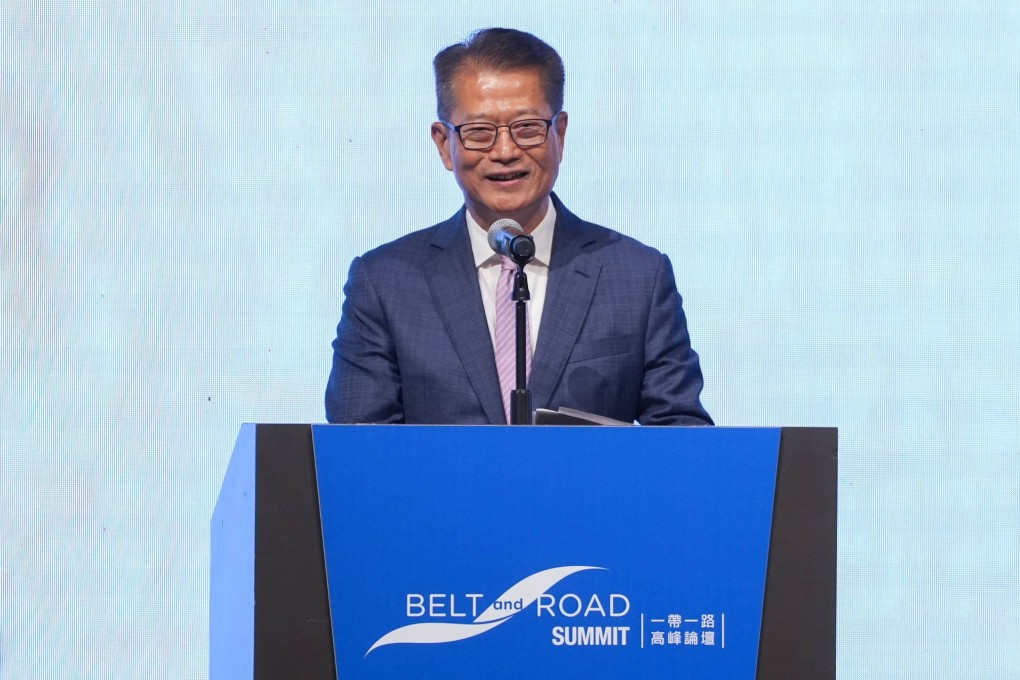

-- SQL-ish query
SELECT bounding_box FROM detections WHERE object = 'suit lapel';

[423,209,506,424]
[529,198,603,410]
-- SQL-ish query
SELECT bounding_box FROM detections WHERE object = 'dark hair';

[433,28,565,121]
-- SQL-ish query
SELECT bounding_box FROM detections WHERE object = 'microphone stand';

[510,263,532,425]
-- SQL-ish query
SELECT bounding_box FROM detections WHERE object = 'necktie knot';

[500,255,517,273]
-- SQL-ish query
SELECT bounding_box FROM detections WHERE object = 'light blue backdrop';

[1,2,1017,678]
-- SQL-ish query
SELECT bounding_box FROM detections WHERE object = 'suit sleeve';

[638,253,714,426]
[325,256,404,423]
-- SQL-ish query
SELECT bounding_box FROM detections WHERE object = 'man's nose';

[488,127,522,159]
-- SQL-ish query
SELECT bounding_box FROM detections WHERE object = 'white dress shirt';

[466,199,556,351]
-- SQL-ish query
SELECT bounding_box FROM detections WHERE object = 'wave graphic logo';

[366,565,605,656]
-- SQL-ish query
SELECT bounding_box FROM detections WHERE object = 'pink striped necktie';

[495,255,532,423]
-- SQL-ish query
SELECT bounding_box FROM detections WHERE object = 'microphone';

[487,219,535,265]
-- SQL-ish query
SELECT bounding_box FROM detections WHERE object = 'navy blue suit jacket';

[326,196,712,425]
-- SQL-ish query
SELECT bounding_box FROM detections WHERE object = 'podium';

[211,425,836,680]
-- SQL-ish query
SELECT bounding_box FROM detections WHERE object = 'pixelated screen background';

[1,2,1017,678]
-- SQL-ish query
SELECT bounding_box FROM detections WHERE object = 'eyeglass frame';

[440,112,562,151]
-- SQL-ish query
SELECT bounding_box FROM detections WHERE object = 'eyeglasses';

[442,114,560,151]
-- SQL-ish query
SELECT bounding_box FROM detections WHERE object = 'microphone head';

[487,218,525,253]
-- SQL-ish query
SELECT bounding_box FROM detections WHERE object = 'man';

[326,28,712,426]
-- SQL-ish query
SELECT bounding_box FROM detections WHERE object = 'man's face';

[431,67,568,233]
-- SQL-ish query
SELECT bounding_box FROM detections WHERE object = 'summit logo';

[366,565,632,655]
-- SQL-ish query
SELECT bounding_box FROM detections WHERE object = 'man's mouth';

[486,171,529,182]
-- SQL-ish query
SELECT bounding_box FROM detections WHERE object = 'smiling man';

[326,28,712,426]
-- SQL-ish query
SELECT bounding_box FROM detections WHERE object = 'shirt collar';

[467,198,556,269]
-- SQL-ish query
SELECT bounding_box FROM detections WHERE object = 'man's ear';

[554,111,568,149]
[431,122,454,171]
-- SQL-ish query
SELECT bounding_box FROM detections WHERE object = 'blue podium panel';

[210,424,256,680]
[311,425,782,680]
